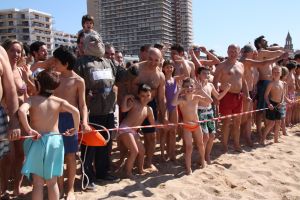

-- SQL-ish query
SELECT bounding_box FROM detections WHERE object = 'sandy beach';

[10,125,300,200]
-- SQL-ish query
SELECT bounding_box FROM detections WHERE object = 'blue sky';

[1,0,298,56]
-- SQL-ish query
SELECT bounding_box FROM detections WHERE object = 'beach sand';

[9,125,300,200]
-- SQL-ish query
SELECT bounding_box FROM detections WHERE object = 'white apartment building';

[87,0,193,55]
[0,8,53,54]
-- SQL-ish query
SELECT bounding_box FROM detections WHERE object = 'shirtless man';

[0,46,21,198]
[170,44,195,78]
[131,48,167,169]
[239,44,288,145]
[29,41,48,75]
[52,46,89,200]
[213,44,250,152]
[189,46,220,72]
[285,61,297,125]
[253,36,285,138]
[295,63,300,123]
[139,44,151,62]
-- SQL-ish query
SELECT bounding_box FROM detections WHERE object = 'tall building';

[284,31,294,53]
[87,0,193,56]
[0,8,53,54]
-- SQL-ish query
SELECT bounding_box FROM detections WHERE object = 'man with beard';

[240,44,288,146]
[29,41,48,75]
[253,36,286,138]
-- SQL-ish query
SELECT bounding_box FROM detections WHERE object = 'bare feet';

[246,137,254,147]
[66,191,76,200]
[223,145,228,153]
[234,146,243,153]
[205,157,212,165]
[186,168,192,175]
[0,192,10,200]
[259,138,265,146]
[160,154,168,162]
[144,163,158,172]
[200,161,206,169]
[13,188,26,197]
[137,169,147,175]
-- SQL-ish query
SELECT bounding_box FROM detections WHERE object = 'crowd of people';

[0,14,299,200]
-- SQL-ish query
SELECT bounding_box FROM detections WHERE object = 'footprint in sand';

[251,191,266,199]
[253,170,272,176]
[204,186,222,196]
[229,192,242,199]
[247,179,263,186]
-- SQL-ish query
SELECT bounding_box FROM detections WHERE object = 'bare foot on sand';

[144,164,158,172]
[66,191,76,200]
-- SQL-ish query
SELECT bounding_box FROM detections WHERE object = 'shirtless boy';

[118,84,155,178]
[260,66,285,145]
[52,46,89,200]
[18,69,80,200]
[197,67,231,164]
[172,78,213,174]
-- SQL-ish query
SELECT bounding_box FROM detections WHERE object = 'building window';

[8,28,15,33]
[47,38,50,42]
[35,15,39,19]
[23,35,29,40]
[8,14,12,18]
[0,22,3,26]
[23,28,29,33]
[8,21,14,26]
[22,21,29,26]
[21,14,25,19]
[45,17,49,22]
[36,36,40,40]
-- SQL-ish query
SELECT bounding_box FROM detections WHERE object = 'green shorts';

[198,106,216,134]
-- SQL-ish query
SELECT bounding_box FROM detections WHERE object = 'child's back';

[29,95,69,133]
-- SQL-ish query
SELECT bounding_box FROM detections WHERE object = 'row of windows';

[0,13,50,21]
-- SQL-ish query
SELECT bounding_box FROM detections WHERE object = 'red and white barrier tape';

[1,99,299,141]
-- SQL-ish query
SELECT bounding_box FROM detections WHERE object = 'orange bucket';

[78,124,109,146]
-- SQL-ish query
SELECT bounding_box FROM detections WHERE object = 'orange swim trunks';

[183,122,200,132]
[219,92,243,116]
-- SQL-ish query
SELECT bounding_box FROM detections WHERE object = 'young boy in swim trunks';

[172,78,213,174]
[52,46,90,199]
[118,84,155,178]
[196,67,231,164]
[18,69,80,200]
[260,66,285,145]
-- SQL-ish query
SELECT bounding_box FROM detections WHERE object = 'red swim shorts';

[219,92,243,116]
